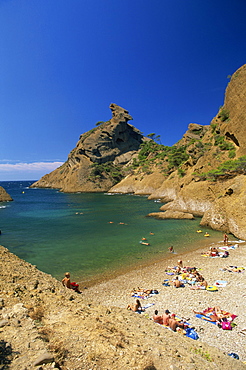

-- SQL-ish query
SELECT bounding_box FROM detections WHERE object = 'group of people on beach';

[166,260,208,289]
[152,309,189,332]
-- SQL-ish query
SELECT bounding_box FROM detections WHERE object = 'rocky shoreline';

[1,241,246,369]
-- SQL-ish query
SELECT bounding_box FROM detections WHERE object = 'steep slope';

[110,65,246,239]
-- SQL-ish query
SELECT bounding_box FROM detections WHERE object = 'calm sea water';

[0,181,226,285]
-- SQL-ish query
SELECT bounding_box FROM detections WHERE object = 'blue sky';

[1,0,246,181]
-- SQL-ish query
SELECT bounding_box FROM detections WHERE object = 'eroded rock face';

[0,186,13,202]
[79,103,141,164]
[31,104,144,192]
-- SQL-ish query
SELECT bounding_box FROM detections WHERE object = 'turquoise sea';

[0,181,228,285]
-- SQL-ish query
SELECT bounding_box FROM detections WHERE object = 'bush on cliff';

[194,155,246,181]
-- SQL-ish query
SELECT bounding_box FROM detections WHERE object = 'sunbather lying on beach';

[193,306,231,322]
[127,299,144,312]
[222,266,245,272]
[131,288,158,297]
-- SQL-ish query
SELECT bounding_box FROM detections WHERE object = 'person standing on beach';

[224,233,228,245]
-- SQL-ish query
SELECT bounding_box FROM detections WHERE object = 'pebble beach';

[82,239,246,363]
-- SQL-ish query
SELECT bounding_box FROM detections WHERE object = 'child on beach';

[62,272,80,293]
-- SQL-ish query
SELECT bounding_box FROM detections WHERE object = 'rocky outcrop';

[0,186,13,202]
[31,103,145,192]
[147,210,194,220]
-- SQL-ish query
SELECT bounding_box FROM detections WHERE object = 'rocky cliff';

[31,103,146,192]
[31,65,246,239]
[0,186,13,202]
[110,65,246,240]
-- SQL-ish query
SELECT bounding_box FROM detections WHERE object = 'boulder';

[147,211,194,220]
[0,186,13,202]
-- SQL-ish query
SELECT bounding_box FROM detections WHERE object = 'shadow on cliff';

[0,340,14,369]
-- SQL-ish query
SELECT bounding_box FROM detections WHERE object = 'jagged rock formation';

[0,186,13,202]
[31,103,146,192]
[31,65,246,239]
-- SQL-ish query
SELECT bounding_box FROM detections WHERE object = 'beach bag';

[222,321,232,330]
[228,352,239,359]
[185,328,199,340]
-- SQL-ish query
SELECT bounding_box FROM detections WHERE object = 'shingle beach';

[82,239,246,363]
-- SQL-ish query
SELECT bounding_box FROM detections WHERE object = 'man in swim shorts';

[162,309,171,326]
[152,310,163,324]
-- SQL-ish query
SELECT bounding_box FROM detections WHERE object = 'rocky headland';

[30,64,246,240]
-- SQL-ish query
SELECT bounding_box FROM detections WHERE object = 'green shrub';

[178,168,186,177]
[210,123,218,133]
[89,162,124,184]
[219,108,230,122]
[228,149,236,158]
[195,156,246,181]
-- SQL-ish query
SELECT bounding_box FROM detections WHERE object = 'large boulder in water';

[0,186,13,202]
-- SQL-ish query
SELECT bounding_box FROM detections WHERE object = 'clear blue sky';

[1,0,245,180]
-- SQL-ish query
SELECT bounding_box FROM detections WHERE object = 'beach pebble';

[33,352,54,366]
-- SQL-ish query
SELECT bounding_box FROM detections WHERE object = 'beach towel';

[132,290,159,299]
[195,313,217,324]
[142,303,155,310]
[135,302,155,314]
[185,327,199,340]
[162,282,170,287]
[221,266,245,273]
[214,280,228,287]
[219,244,238,250]
[131,294,148,299]
[195,308,237,326]
[201,254,219,258]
